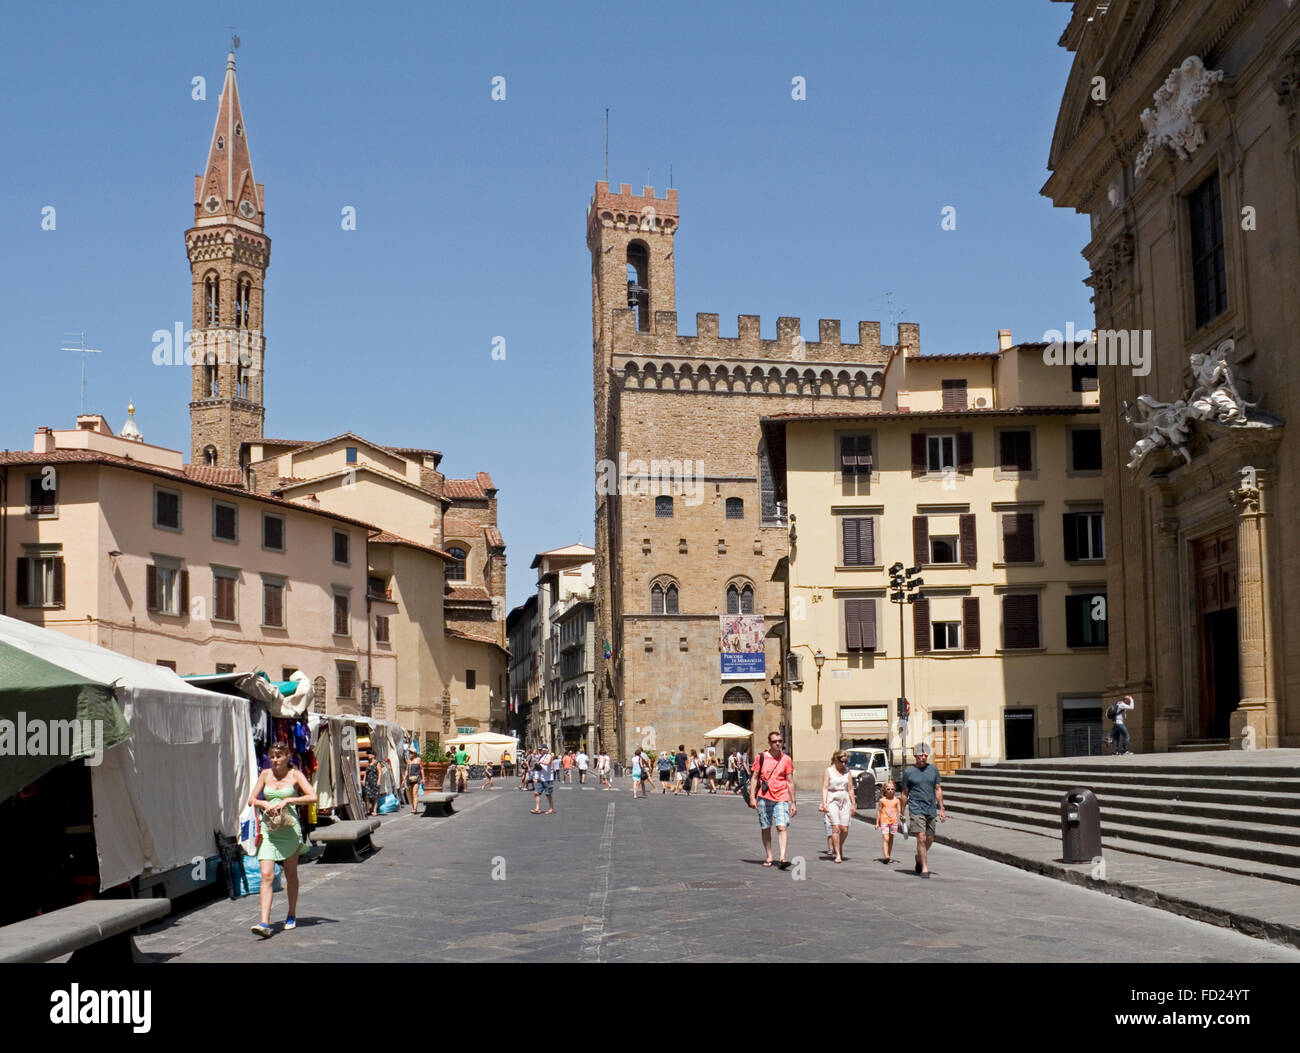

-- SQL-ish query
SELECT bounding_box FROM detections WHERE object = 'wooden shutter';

[913,516,929,566]
[1003,594,1040,649]
[911,433,927,475]
[1003,513,1035,562]
[180,570,190,615]
[146,565,158,612]
[957,431,974,474]
[913,596,931,652]
[942,379,967,411]
[845,599,864,651]
[959,513,977,565]
[860,517,875,565]
[861,599,877,651]
[52,558,65,607]
[963,596,980,652]
[15,558,28,606]
[842,518,860,566]
[1063,513,1079,561]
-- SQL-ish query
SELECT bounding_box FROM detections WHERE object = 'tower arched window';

[446,546,468,582]
[237,354,251,399]
[216,135,225,150]
[726,583,755,615]
[236,277,251,329]
[204,351,219,398]
[204,274,220,326]
[203,445,217,466]
[651,580,679,615]
[626,241,650,332]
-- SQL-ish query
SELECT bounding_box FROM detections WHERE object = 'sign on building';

[720,614,765,680]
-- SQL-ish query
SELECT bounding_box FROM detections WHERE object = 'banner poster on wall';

[720,614,765,680]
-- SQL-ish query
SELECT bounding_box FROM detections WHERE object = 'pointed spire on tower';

[194,50,264,228]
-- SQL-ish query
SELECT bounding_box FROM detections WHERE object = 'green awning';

[0,639,132,802]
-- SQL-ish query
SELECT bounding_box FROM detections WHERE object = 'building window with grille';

[16,549,65,609]
[725,497,744,519]
[333,530,350,566]
[1189,170,1227,328]
[333,591,350,636]
[651,581,679,615]
[655,495,674,518]
[1066,593,1108,648]
[446,546,467,581]
[337,662,356,699]
[726,583,755,615]
[375,615,390,643]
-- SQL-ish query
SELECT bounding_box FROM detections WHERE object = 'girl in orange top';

[876,781,901,863]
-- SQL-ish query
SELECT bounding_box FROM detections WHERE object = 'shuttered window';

[214,572,237,622]
[963,596,981,652]
[16,554,64,608]
[27,475,57,516]
[913,596,931,652]
[839,434,873,474]
[147,564,187,616]
[263,581,285,628]
[957,431,974,474]
[1002,512,1036,563]
[1002,594,1040,649]
[999,431,1032,471]
[913,516,929,567]
[941,379,968,411]
[334,593,350,636]
[959,513,977,565]
[842,517,875,566]
[843,599,877,652]
[911,433,927,476]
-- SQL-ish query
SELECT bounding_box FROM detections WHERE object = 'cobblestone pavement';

[136,781,1300,963]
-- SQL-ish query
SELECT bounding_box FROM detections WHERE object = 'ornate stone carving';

[1273,42,1300,118]
[1086,232,1135,317]
[1125,339,1273,470]
[1227,485,1261,513]
[1134,56,1226,176]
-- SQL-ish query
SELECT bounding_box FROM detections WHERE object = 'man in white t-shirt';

[576,750,590,785]
[1110,695,1135,756]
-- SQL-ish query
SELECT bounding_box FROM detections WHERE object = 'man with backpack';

[749,731,797,869]
[1108,695,1135,756]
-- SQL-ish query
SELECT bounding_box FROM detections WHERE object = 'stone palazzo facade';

[1043,1,1300,749]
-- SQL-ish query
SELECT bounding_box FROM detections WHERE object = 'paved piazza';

[136,782,1300,963]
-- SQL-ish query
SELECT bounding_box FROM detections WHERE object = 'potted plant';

[421,740,451,791]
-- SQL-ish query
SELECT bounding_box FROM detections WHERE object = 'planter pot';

[422,762,450,791]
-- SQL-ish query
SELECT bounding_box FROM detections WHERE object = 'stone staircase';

[940,759,1300,885]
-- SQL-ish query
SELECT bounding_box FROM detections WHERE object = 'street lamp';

[811,649,826,730]
[888,562,924,772]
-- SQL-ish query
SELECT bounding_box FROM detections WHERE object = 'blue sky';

[0,1,1090,609]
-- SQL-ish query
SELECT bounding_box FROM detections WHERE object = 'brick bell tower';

[187,50,270,469]
[586,182,679,752]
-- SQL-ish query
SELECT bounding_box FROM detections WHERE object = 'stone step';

[1172,740,1233,752]
[941,774,1300,826]
[952,767,1300,793]
[942,797,1300,869]
[970,755,1299,777]
[942,786,1300,845]
[942,813,1300,888]
[942,774,1300,814]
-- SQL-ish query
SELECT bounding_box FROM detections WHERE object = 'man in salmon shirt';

[749,730,797,869]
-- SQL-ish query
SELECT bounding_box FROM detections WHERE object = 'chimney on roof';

[998,329,1013,352]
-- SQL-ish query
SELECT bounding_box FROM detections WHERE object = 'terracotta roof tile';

[447,585,491,602]
[367,531,454,560]
[484,526,505,548]
[183,464,245,486]
[445,479,486,499]
[444,626,509,655]
[475,471,496,491]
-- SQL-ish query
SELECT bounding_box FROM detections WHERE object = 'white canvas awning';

[0,616,254,891]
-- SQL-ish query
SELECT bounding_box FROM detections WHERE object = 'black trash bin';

[854,771,877,813]
[1061,787,1101,863]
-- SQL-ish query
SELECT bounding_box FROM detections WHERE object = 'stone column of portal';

[1228,471,1279,749]
[1151,515,1186,753]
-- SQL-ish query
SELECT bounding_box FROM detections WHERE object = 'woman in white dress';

[820,751,854,863]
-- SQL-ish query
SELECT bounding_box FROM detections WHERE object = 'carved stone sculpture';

[1187,338,1254,425]
[1135,56,1225,176]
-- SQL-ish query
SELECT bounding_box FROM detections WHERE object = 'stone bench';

[309,818,381,862]
[418,792,459,817]
[0,897,170,963]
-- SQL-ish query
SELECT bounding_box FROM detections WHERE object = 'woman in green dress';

[248,741,317,938]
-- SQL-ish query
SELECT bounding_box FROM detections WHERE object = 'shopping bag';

[241,855,283,895]
[377,793,400,814]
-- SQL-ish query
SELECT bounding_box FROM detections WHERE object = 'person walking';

[748,732,796,868]
[598,751,612,790]
[687,750,701,794]
[362,754,382,817]
[705,754,719,794]
[1109,695,1136,756]
[501,748,512,778]
[900,743,946,877]
[248,742,317,938]
[576,749,590,785]
[531,746,555,814]
[404,748,423,815]
[674,745,689,795]
[482,761,495,790]
[561,750,575,784]
[453,742,470,793]
[656,750,673,793]
[820,751,853,863]
[875,781,901,863]
[725,750,738,794]
[630,748,648,798]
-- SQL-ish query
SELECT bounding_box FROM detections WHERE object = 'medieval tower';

[588,181,908,758]
[187,51,269,468]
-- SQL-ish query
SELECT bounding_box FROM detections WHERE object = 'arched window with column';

[235,275,252,329]
[204,273,220,326]
[204,351,219,398]
[650,577,679,615]
[725,580,755,615]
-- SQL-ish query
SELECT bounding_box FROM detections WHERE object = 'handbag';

[264,802,296,830]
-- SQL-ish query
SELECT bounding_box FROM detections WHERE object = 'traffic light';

[897,697,910,720]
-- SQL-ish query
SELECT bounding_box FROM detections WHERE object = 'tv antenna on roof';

[870,292,908,346]
[56,332,104,415]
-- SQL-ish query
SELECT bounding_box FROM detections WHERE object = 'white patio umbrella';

[704,722,754,739]
[444,732,518,765]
